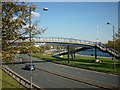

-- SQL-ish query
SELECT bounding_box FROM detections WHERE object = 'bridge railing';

[31,37,97,45]
[10,37,97,45]
[97,42,120,57]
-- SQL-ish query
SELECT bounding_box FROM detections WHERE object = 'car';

[24,64,35,70]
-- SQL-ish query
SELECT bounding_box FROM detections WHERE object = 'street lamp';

[43,8,48,11]
[29,6,48,89]
[29,7,48,89]
[29,6,32,89]
[107,22,115,55]
[107,22,116,71]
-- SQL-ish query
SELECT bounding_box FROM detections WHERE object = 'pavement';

[7,54,120,89]
[7,63,100,89]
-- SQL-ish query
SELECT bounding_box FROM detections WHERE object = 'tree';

[2,2,46,62]
[106,28,120,53]
[115,28,120,52]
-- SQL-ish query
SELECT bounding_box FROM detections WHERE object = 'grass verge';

[2,70,26,89]
[31,52,120,74]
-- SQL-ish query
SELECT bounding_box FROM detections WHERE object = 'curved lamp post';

[29,7,48,89]
[107,22,116,72]
[43,8,48,11]
[107,22,115,56]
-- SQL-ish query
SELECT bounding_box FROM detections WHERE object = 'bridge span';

[19,37,97,47]
[12,37,120,59]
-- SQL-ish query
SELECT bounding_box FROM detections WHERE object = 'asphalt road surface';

[7,64,100,89]
[6,54,119,89]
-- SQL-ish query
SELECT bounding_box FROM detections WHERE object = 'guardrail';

[2,66,42,90]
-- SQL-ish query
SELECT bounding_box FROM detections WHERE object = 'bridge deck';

[10,37,120,59]
[34,41,95,46]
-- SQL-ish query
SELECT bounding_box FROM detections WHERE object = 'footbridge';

[13,37,120,59]
[21,37,97,47]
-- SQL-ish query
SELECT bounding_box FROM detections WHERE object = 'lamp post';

[29,6,32,89]
[29,6,48,89]
[107,22,116,71]
[43,8,48,11]
[107,22,115,52]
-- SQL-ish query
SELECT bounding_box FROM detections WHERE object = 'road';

[7,63,99,89]
[6,54,119,89]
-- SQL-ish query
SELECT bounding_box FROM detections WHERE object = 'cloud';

[12,17,18,20]
[31,11,40,17]
[23,24,37,29]
[12,17,23,21]
[23,24,29,28]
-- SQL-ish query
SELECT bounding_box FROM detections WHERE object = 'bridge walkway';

[53,47,91,57]
[53,43,120,59]
[96,43,120,59]
[10,37,120,59]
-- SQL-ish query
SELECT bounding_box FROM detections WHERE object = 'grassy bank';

[31,52,120,74]
[2,70,26,89]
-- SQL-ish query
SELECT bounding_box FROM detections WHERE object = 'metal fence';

[2,66,42,90]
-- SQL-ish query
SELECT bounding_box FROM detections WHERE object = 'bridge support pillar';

[67,45,70,63]
[73,52,76,58]
[95,45,97,59]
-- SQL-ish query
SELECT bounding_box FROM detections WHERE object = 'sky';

[30,2,118,43]
[19,0,120,2]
